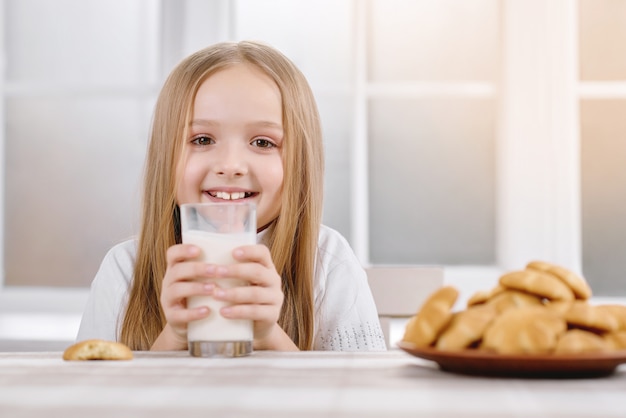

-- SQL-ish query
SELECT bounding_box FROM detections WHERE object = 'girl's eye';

[252,138,275,148]
[191,135,214,146]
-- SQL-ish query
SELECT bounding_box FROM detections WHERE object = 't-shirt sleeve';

[76,241,136,342]
[313,230,387,351]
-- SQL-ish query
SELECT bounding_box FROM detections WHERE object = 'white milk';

[184,229,254,342]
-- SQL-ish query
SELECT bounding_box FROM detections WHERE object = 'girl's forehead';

[191,64,282,120]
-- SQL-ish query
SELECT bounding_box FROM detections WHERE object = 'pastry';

[554,329,608,354]
[467,284,505,307]
[604,331,626,350]
[466,289,491,307]
[484,289,542,313]
[564,301,619,333]
[403,286,459,347]
[499,270,574,301]
[436,304,497,351]
[63,339,133,361]
[526,261,592,300]
[482,306,566,354]
[595,304,626,330]
[543,300,573,315]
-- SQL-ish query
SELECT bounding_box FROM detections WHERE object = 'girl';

[77,41,387,352]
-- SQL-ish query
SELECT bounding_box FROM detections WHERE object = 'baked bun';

[481,306,566,355]
[436,304,497,351]
[595,304,626,331]
[402,286,458,347]
[604,331,626,350]
[499,270,574,301]
[402,262,626,356]
[484,289,543,313]
[526,261,592,300]
[543,300,574,315]
[467,284,505,307]
[63,339,133,361]
[564,301,619,333]
[554,329,608,354]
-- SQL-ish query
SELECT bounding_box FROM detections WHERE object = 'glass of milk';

[180,202,256,357]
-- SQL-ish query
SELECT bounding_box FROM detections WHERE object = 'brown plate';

[398,341,626,378]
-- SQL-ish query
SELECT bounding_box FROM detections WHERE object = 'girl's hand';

[151,244,214,351]
[212,244,297,351]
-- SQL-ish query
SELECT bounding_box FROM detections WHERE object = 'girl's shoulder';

[317,224,360,269]
[96,238,138,284]
[103,238,138,264]
[318,224,351,249]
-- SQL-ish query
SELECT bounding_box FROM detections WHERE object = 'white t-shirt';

[77,224,387,351]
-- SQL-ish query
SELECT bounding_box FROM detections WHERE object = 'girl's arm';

[150,323,188,351]
[254,323,299,351]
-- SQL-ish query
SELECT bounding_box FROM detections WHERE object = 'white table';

[0,349,624,417]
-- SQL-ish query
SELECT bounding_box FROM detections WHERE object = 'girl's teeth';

[215,191,246,200]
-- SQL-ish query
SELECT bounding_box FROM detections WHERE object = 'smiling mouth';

[207,191,255,200]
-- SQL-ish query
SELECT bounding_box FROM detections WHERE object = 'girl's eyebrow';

[252,121,283,130]
[190,119,283,130]
[189,119,218,127]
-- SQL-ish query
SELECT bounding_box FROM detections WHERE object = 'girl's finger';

[163,261,218,286]
[213,285,281,305]
[163,281,215,304]
[166,244,201,267]
[231,245,275,270]
[212,262,282,289]
[220,304,279,322]
[168,306,211,325]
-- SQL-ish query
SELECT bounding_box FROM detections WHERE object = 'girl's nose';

[214,145,248,177]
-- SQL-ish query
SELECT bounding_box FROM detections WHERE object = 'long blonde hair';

[120,41,324,350]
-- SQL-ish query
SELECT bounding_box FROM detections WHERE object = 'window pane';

[234,0,354,86]
[368,98,495,264]
[579,0,626,80]
[581,100,626,296]
[368,0,499,81]
[318,96,353,240]
[5,0,158,84]
[5,98,150,286]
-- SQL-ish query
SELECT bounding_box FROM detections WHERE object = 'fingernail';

[205,265,216,274]
[221,307,232,316]
[216,266,228,275]
[233,249,244,258]
[203,283,214,292]
[214,289,225,298]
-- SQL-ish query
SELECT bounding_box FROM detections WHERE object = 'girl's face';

[177,63,284,230]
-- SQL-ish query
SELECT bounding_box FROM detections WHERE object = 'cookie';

[595,304,626,331]
[543,300,573,315]
[436,304,498,351]
[466,290,491,307]
[63,339,133,361]
[526,261,592,300]
[484,289,543,313]
[467,284,505,307]
[499,270,574,301]
[604,331,626,350]
[482,306,566,355]
[564,301,619,333]
[554,329,608,354]
[403,286,459,347]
